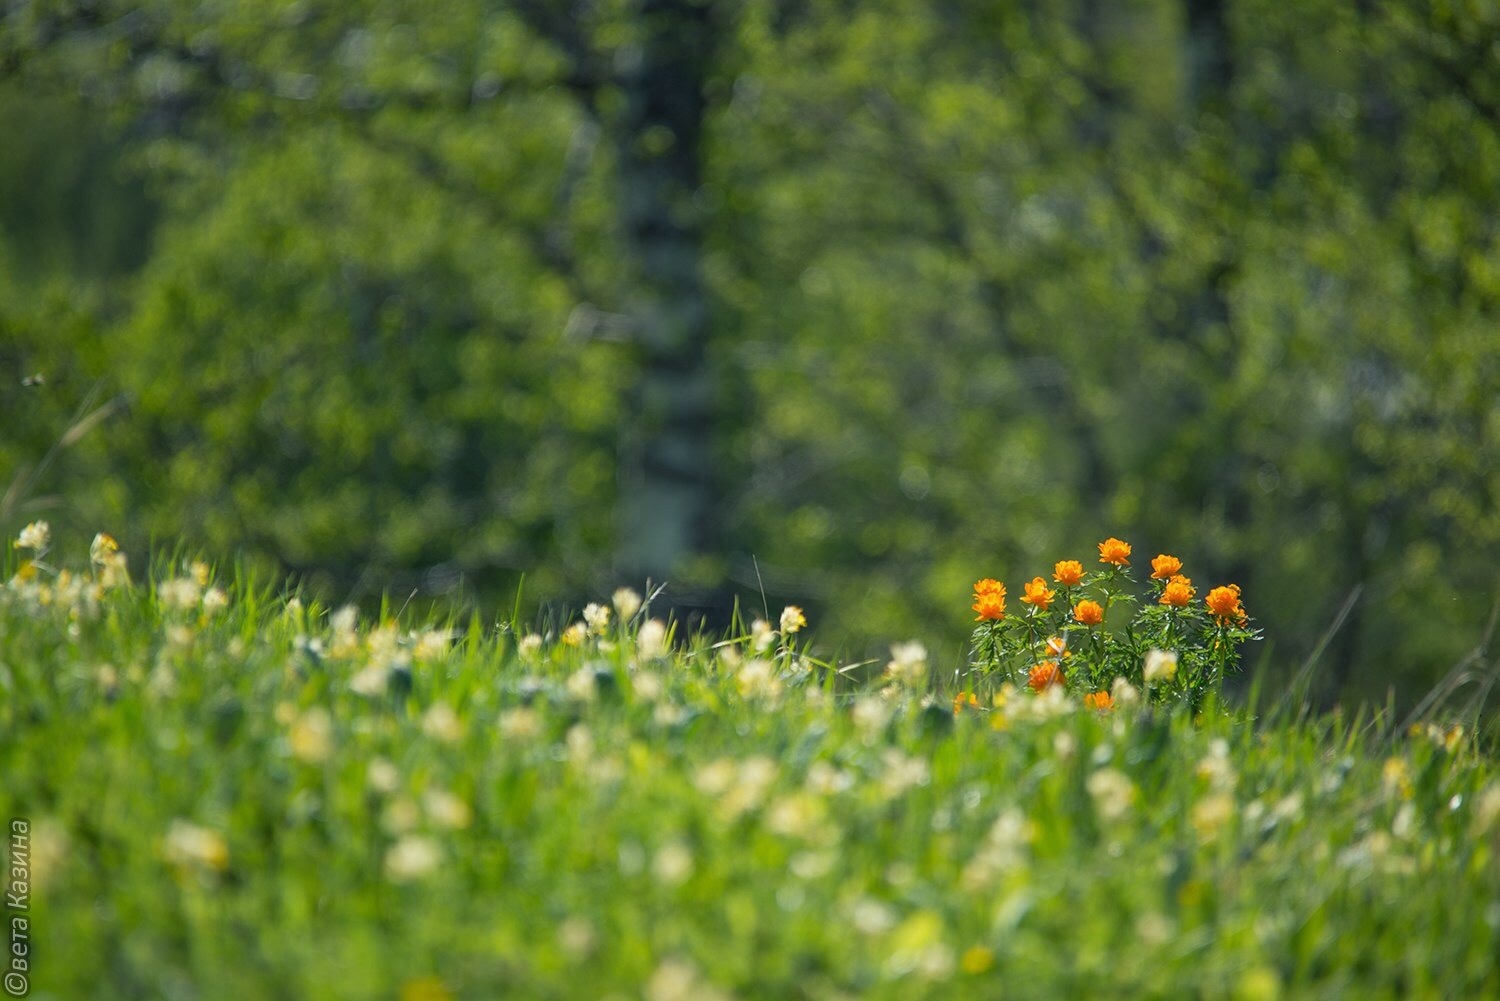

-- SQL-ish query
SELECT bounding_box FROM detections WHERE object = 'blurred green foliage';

[1,0,1497,705]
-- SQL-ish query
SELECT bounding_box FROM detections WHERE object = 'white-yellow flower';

[637,618,668,659]
[1143,649,1178,685]
[201,587,229,616]
[413,629,452,662]
[16,520,49,551]
[651,842,695,886]
[421,703,464,743]
[750,619,775,652]
[289,708,333,763]
[1191,792,1235,841]
[498,707,541,740]
[736,658,783,701]
[384,835,442,882]
[367,758,400,794]
[163,820,229,872]
[884,641,929,688]
[583,602,611,634]
[1110,676,1141,706]
[780,605,807,634]
[612,587,643,621]
[423,789,472,830]
[158,576,202,612]
[89,532,119,564]
[1086,768,1136,821]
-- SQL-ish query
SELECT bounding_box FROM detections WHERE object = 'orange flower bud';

[1160,575,1195,608]
[1028,661,1064,693]
[1020,576,1055,611]
[1052,560,1084,587]
[1083,691,1115,712]
[1205,584,1245,623]
[1097,537,1132,566]
[1150,554,1183,579]
[1074,599,1104,626]
[972,580,1007,621]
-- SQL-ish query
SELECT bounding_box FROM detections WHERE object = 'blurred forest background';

[1,0,1497,707]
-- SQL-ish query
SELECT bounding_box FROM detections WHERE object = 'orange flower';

[1150,554,1183,579]
[1028,661,1064,693]
[1083,691,1115,712]
[1052,560,1084,587]
[1160,574,1195,608]
[972,579,1007,621]
[1073,599,1104,626]
[1097,537,1132,566]
[1044,635,1067,658]
[1205,584,1246,623]
[953,692,980,715]
[1020,576,1055,611]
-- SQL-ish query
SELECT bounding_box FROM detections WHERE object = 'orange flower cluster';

[1150,554,1183,579]
[1028,661,1063,693]
[1073,599,1104,626]
[972,578,1007,621]
[1160,574,1195,608]
[1052,560,1084,587]
[1206,584,1246,623]
[1020,576,1055,611]
[1083,691,1115,712]
[1098,538,1132,566]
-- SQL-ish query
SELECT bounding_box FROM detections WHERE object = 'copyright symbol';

[3,972,26,997]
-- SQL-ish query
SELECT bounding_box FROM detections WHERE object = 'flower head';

[90,532,119,564]
[1052,560,1084,587]
[612,587,643,621]
[583,602,611,634]
[1097,537,1132,566]
[16,521,49,552]
[1160,575,1195,608]
[1073,599,1104,626]
[1020,576,1055,611]
[1205,584,1246,623]
[1083,691,1115,713]
[1150,554,1183,579]
[1143,648,1178,685]
[972,580,1007,621]
[885,641,929,687]
[1028,661,1064,693]
[780,605,807,634]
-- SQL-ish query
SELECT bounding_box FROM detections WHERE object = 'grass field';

[2,546,1498,1000]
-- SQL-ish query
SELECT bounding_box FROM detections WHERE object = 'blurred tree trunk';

[613,0,718,586]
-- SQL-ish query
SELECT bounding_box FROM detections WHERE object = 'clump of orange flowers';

[1160,575,1195,608]
[972,579,1006,621]
[1074,599,1104,626]
[1020,577,1055,611]
[1028,661,1063,693]
[965,537,1259,710]
[953,692,980,715]
[1053,560,1084,587]
[1206,584,1246,624]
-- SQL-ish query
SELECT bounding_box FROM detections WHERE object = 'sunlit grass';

[1,532,1497,999]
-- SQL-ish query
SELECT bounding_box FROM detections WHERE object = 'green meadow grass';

[1,560,1497,1000]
